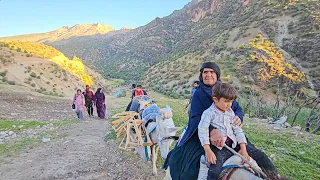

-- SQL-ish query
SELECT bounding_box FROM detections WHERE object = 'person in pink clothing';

[73,89,85,120]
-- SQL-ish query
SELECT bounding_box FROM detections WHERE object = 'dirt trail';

[0,85,165,180]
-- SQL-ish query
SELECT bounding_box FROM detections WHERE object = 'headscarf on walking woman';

[94,88,106,119]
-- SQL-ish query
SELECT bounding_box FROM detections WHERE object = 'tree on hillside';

[249,34,305,120]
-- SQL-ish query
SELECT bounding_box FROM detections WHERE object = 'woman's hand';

[233,116,242,127]
[209,129,224,147]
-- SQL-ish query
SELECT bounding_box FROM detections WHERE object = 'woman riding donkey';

[164,62,281,180]
[199,82,279,179]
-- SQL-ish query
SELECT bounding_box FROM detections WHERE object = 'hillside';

[47,0,319,93]
[0,42,123,97]
[0,23,114,43]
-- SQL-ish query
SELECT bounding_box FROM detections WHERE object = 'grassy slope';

[0,120,78,157]
[107,92,320,180]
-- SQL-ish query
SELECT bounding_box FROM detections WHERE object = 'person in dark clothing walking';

[83,85,94,117]
[94,88,106,119]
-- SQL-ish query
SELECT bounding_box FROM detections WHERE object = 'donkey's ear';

[156,115,161,125]
[167,127,183,133]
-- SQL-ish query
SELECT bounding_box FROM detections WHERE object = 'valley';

[0,0,319,179]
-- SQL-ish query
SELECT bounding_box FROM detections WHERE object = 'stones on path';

[0,123,59,143]
[0,131,16,142]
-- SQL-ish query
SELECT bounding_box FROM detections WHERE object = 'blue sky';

[0,0,191,37]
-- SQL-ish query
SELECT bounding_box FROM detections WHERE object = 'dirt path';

[0,85,165,180]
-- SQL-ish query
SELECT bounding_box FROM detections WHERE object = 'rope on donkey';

[223,144,268,179]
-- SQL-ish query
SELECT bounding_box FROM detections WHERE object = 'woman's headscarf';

[198,62,221,97]
[95,88,102,94]
[85,85,90,93]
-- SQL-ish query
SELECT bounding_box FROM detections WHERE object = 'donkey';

[166,154,286,180]
[140,103,181,176]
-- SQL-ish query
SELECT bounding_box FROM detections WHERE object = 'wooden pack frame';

[111,111,152,150]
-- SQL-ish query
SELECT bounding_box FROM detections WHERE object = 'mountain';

[0,23,114,43]
[47,0,319,95]
[120,26,134,30]
[0,41,123,97]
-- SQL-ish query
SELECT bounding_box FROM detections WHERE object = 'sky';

[0,0,191,37]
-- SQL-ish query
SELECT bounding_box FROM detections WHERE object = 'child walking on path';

[73,89,85,120]
[198,83,279,179]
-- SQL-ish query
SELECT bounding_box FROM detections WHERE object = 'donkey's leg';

[151,145,158,176]
[164,166,172,180]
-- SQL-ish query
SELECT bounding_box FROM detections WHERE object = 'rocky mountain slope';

[44,0,319,94]
[0,23,114,43]
[1,0,318,97]
[0,42,123,97]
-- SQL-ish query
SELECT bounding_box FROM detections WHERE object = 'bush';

[36,87,47,93]
[37,76,41,79]
[7,80,15,85]
[0,70,7,77]
[46,81,50,84]
[2,77,7,82]
[24,79,31,84]
[30,72,37,78]
[30,83,36,87]
[120,90,126,97]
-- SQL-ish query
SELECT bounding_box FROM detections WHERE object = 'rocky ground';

[0,85,165,180]
[0,85,75,122]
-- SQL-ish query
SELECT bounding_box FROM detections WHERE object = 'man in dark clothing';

[131,84,136,99]
[125,84,137,111]
[185,80,200,113]
[83,85,94,117]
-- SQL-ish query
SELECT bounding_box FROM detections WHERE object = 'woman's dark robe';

[94,88,106,119]
[165,81,244,180]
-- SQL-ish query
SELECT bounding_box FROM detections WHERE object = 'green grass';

[0,137,39,157]
[0,119,78,131]
[107,96,319,180]
[0,119,78,157]
[243,121,320,180]
[105,130,117,140]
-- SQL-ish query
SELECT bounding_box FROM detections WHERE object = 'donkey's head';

[156,106,181,160]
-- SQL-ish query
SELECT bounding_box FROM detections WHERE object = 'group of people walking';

[72,85,106,120]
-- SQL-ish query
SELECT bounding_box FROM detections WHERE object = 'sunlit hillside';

[1,41,93,86]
